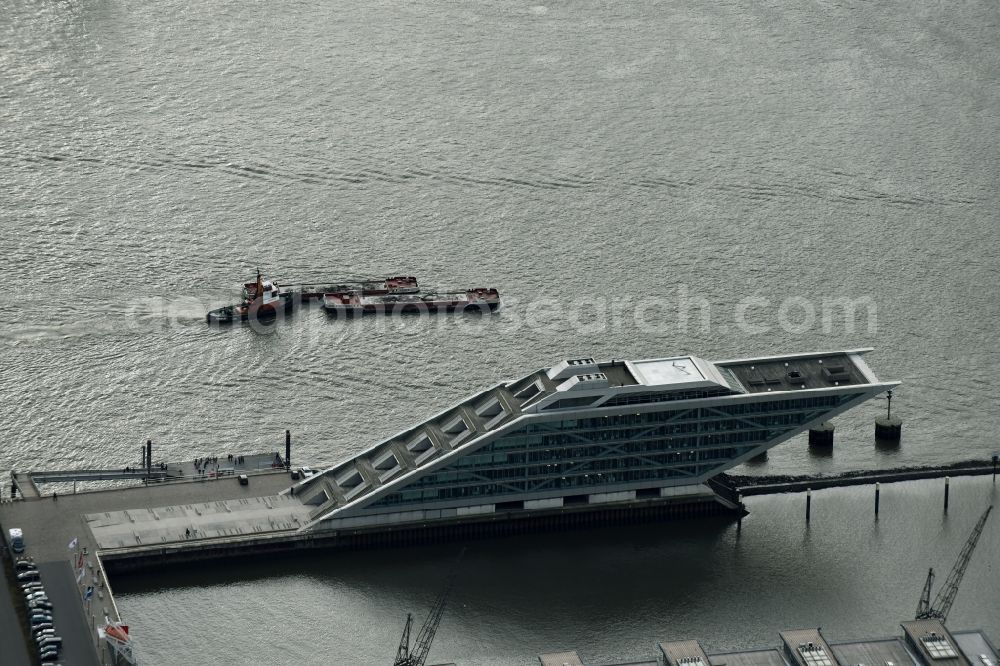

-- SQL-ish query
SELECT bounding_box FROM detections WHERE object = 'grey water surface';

[3,0,999,663]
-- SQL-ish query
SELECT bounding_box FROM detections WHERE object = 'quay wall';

[99,494,736,574]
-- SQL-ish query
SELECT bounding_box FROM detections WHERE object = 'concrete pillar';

[808,422,835,447]
[875,416,902,442]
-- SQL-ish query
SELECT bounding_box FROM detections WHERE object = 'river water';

[3,0,999,662]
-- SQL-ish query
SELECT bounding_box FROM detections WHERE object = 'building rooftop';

[718,352,872,394]
[780,628,837,666]
[951,631,1000,666]
[830,637,920,666]
[631,358,706,385]
[543,621,995,666]
[901,620,971,666]
[539,651,584,666]
[709,648,789,666]
[660,639,712,666]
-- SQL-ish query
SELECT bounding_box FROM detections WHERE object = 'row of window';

[370,444,762,508]
[374,465,719,505]
[477,412,816,457]
[365,393,860,508]
[451,432,767,471]
[599,387,734,407]
[498,394,852,447]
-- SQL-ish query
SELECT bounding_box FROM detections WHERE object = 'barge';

[294,275,418,300]
[321,287,500,317]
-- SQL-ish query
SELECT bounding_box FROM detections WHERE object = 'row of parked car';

[14,558,63,663]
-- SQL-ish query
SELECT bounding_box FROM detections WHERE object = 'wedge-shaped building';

[294,350,897,533]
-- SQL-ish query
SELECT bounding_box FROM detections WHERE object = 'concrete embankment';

[723,459,996,496]
[99,494,736,574]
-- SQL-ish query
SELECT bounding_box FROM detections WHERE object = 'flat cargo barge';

[321,287,500,317]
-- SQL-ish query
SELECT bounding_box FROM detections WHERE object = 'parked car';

[21,581,44,591]
[238,473,249,485]
[15,560,37,572]
[29,600,54,611]
[16,571,40,582]
[39,636,62,650]
[39,648,60,662]
[8,527,25,554]
[31,623,53,635]
[30,614,53,626]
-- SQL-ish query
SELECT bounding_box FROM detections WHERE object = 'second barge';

[321,287,501,317]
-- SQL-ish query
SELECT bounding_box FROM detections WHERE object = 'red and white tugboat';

[206,271,294,325]
[321,287,500,318]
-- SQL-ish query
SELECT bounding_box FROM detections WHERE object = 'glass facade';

[369,393,863,509]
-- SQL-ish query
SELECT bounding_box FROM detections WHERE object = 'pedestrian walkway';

[165,451,287,481]
[10,473,39,499]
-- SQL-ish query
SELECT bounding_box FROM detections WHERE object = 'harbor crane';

[915,505,992,622]
[394,549,465,666]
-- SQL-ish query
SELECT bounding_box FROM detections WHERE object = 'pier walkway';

[0,469,293,665]
[725,460,997,496]
[12,452,288,497]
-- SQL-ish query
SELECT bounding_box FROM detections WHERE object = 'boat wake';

[5,146,983,207]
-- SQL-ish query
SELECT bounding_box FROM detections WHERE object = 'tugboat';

[321,287,500,318]
[206,271,294,325]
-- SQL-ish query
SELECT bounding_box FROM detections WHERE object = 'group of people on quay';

[117,452,286,481]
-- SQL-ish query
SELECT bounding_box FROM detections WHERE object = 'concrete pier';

[2,456,994,665]
[0,465,292,665]
[0,456,745,663]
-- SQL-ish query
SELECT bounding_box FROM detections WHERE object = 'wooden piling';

[806,488,812,522]
[737,493,743,534]
[875,482,880,517]
[944,476,949,511]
